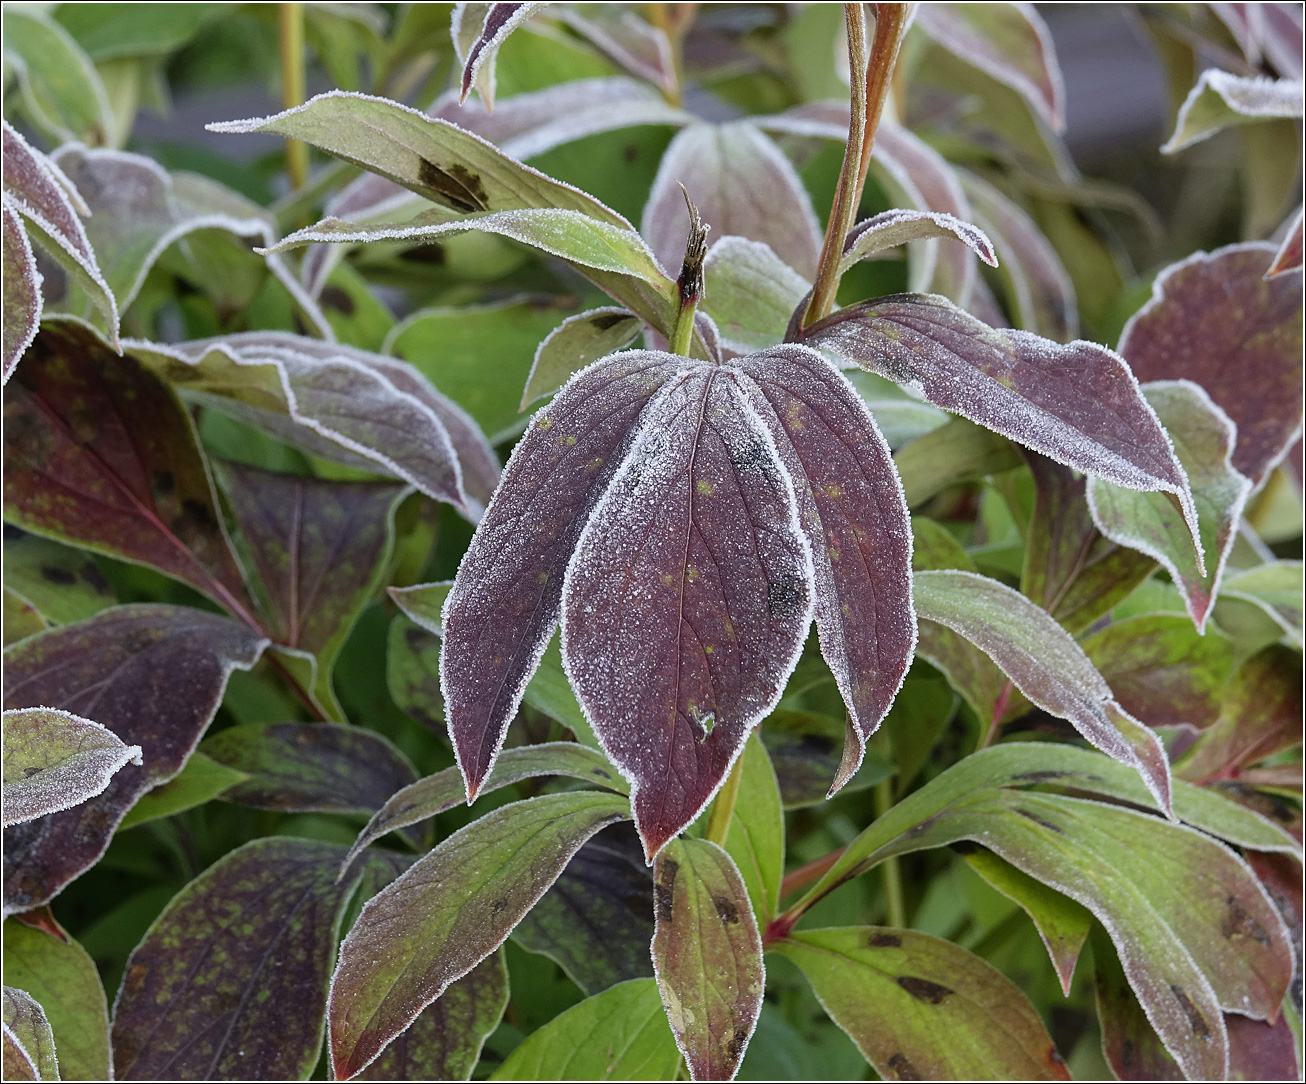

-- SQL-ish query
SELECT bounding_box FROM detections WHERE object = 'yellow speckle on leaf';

[537,417,554,430]
[697,480,714,496]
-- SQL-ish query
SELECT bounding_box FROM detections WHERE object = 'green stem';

[803,3,910,328]
[669,184,707,356]
[704,754,743,846]
[875,776,907,927]
[278,3,309,190]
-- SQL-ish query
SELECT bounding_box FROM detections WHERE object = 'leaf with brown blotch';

[521,307,642,409]
[2,987,57,1083]
[49,144,328,337]
[135,331,497,515]
[111,837,365,1081]
[913,569,1172,812]
[915,2,1066,131]
[2,605,267,912]
[957,845,1091,996]
[1020,452,1158,636]
[514,823,655,996]
[2,707,142,828]
[2,200,43,384]
[2,121,118,348]
[802,292,1202,550]
[652,839,763,1081]
[960,170,1078,342]
[452,3,543,110]
[773,927,1070,1081]
[1088,380,1253,631]
[2,532,117,627]
[642,122,823,280]
[340,741,627,873]
[356,953,508,1082]
[1118,242,1303,487]
[561,368,814,858]
[734,346,915,797]
[1267,205,1303,278]
[1092,925,1183,1081]
[327,791,630,1080]
[1175,645,1302,784]
[4,322,258,621]
[1163,69,1304,153]
[201,722,419,818]
[440,352,681,799]
[1079,615,1234,731]
[215,461,410,713]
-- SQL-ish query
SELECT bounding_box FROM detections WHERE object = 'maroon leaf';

[2,605,267,912]
[327,791,630,1079]
[4,321,258,623]
[1,200,41,383]
[802,292,1201,547]
[1080,615,1234,731]
[1119,243,1304,486]
[555,4,677,94]
[1093,926,1183,1081]
[111,837,362,1081]
[1020,452,1158,635]
[1175,644,1302,783]
[735,345,915,793]
[215,461,409,712]
[1267,205,1303,278]
[452,3,541,109]
[200,722,419,816]
[440,351,680,798]
[355,953,508,1082]
[651,838,764,1081]
[642,122,823,280]
[561,368,813,857]
[513,823,655,995]
[1226,1010,1302,1081]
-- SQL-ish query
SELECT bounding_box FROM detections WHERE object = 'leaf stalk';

[703,751,743,847]
[278,2,309,191]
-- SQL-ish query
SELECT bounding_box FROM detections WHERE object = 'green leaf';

[723,733,785,927]
[357,953,509,1082]
[1,199,41,382]
[328,790,631,1078]
[839,207,997,279]
[1,534,116,627]
[116,751,248,831]
[1090,924,1182,1081]
[2,987,58,1083]
[201,722,420,817]
[210,91,680,335]
[957,846,1091,995]
[652,837,764,1081]
[2,707,142,827]
[1163,69,1304,153]
[772,927,1070,1080]
[2,9,117,146]
[1079,614,1234,730]
[893,416,1022,508]
[1089,381,1251,630]
[111,837,364,1080]
[2,922,110,1082]
[759,709,891,809]
[913,569,1171,808]
[342,741,628,869]
[702,237,808,354]
[1221,561,1304,649]
[386,296,576,443]
[55,3,220,60]
[521,306,642,410]
[491,978,682,1081]
[387,614,446,734]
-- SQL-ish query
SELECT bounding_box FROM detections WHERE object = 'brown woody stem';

[802,3,911,327]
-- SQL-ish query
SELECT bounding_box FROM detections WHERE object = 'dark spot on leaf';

[1169,985,1211,1040]
[1121,1039,1135,1067]
[868,932,901,948]
[320,285,355,315]
[654,858,678,923]
[79,561,110,592]
[713,895,739,924]
[23,766,41,778]
[897,976,953,1003]
[798,733,835,755]
[730,437,772,474]
[490,897,509,920]
[622,143,640,164]
[417,158,487,212]
[725,1026,749,1061]
[1015,808,1064,834]
[39,566,76,586]
[590,311,633,332]
[768,575,805,618]
[1221,895,1271,945]
[152,469,175,498]
[903,815,937,837]
[887,1052,921,1080]
[1011,770,1076,783]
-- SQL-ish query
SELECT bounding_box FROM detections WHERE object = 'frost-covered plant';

[1,3,1302,1083]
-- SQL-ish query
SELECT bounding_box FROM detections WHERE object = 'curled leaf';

[839,207,996,277]
[1163,69,1305,153]
[521,307,642,409]
[452,3,544,109]
[1,200,41,384]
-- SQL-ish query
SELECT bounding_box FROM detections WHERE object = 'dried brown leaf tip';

[678,183,709,308]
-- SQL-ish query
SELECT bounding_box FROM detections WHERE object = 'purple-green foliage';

[1,3,1301,1082]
